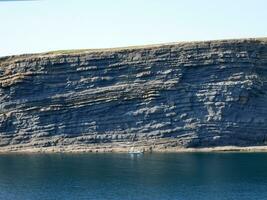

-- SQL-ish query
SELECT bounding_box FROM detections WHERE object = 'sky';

[0,0,266,57]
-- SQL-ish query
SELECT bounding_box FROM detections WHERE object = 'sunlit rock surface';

[0,38,267,151]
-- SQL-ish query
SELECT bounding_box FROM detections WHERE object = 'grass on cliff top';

[2,37,267,60]
[44,37,267,56]
[44,42,186,55]
[45,49,91,54]
[44,44,162,55]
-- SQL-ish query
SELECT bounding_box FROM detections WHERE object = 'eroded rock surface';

[0,38,267,151]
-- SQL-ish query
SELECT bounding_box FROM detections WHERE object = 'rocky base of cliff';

[1,139,267,153]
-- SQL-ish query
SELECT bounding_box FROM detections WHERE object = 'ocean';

[0,152,266,200]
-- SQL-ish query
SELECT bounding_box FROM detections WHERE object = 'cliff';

[0,38,267,152]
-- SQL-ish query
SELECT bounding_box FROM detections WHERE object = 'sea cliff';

[0,38,267,152]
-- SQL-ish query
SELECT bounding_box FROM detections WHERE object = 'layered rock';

[0,38,267,152]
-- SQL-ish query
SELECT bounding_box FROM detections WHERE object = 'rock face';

[0,38,267,151]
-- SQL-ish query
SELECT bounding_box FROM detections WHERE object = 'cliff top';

[1,37,267,64]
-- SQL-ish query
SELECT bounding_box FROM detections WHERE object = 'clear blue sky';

[0,0,266,57]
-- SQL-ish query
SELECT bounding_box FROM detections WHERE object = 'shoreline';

[1,145,267,154]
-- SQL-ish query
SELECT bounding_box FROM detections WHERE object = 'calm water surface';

[0,152,267,200]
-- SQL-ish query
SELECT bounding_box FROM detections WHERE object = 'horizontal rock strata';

[0,38,267,152]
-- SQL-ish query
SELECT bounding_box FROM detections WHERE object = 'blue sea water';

[0,152,267,200]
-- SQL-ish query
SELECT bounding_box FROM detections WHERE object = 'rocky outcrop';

[0,38,267,152]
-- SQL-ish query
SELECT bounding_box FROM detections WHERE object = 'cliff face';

[0,38,267,152]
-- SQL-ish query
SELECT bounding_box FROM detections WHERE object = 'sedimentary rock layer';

[0,38,267,152]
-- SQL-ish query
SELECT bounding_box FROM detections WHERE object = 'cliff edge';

[1,38,267,152]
